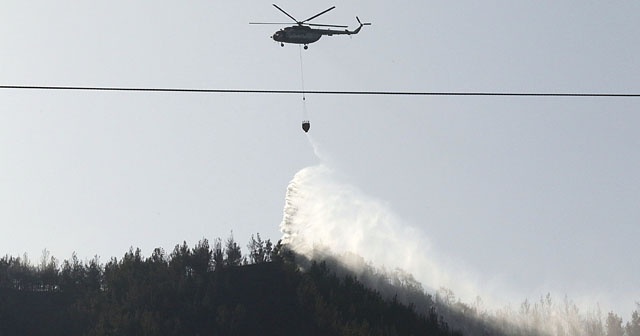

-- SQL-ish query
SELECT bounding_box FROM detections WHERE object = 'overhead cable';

[1,85,639,97]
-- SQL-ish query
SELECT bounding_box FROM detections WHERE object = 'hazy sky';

[2,1,639,315]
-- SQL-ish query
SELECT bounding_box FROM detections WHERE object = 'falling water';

[279,137,622,336]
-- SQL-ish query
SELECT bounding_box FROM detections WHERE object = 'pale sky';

[1,1,639,315]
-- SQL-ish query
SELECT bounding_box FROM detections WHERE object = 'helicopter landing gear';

[303,45,308,50]
[280,43,284,47]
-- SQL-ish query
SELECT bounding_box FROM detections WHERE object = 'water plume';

[280,137,629,336]
[280,161,482,305]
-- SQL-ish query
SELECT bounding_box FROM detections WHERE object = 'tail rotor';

[356,16,372,27]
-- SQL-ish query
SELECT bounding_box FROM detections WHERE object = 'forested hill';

[0,236,460,336]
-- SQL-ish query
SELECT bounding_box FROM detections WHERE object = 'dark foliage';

[0,235,456,336]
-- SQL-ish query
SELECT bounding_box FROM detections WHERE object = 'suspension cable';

[299,46,306,102]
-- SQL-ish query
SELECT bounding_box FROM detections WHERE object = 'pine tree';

[213,238,224,271]
[225,232,243,267]
[606,311,624,336]
[627,309,640,336]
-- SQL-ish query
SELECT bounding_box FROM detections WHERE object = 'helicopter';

[250,4,371,49]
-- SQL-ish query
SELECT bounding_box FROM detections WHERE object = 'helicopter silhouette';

[250,4,371,49]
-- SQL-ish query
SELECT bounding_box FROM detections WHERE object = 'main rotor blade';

[302,6,335,23]
[249,22,292,25]
[306,23,348,28]
[272,4,299,24]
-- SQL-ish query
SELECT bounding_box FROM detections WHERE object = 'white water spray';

[280,137,623,336]
[280,141,483,304]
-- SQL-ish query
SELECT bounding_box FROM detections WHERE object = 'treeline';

[0,233,458,336]
[290,245,640,336]
[430,287,640,336]
[0,233,272,294]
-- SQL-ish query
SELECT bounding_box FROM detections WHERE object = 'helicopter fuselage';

[272,26,323,45]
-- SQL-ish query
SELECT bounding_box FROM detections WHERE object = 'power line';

[1,85,639,97]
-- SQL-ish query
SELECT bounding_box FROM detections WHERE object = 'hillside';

[0,238,458,336]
